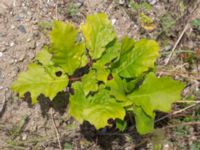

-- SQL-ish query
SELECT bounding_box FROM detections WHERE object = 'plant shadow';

[39,92,69,116]
[24,91,69,117]
[80,119,148,149]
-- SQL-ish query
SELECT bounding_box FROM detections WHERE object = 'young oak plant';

[11,13,185,135]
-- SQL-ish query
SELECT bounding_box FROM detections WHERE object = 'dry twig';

[155,101,200,123]
[164,23,189,65]
[50,109,62,150]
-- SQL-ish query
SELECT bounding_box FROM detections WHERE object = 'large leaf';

[50,21,86,75]
[69,82,125,129]
[84,89,125,129]
[113,38,160,78]
[11,63,69,104]
[128,73,185,117]
[132,106,155,135]
[81,13,116,59]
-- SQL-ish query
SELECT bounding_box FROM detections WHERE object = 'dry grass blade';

[164,23,189,65]
[155,101,200,123]
[50,109,62,150]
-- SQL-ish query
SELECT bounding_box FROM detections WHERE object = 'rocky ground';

[0,0,200,149]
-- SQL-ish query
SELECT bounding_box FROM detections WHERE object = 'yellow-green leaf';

[50,21,86,75]
[133,106,155,135]
[128,73,185,117]
[11,63,69,104]
[107,74,128,102]
[35,46,53,66]
[69,82,125,129]
[81,70,98,96]
[114,38,160,78]
[81,13,116,59]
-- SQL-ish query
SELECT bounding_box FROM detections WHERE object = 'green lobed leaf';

[92,39,121,83]
[50,21,86,75]
[132,106,155,135]
[69,82,87,123]
[128,73,185,117]
[96,39,121,66]
[106,73,143,103]
[35,46,53,66]
[107,74,128,102]
[11,63,69,104]
[69,82,125,129]
[116,119,127,132]
[93,63,110,83]
[84,89,125,129]
[81,70,98,96]
[81,13,116,59]
[113,38,160,78]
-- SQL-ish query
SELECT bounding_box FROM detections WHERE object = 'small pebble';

[21,133,27,140]
[119,0,125,5]
[18,53,26,62]
[187,41,194,49]
[15,15,22,21]
[111,19,116,25]
[0,86,3,90]
[75,2,83,8]
[11,25,15,29]
[164,45,172,51]
[10,42,15,47]
[18,25,26,33]
[148,0,157,5]
[27,38,31,42]
[1,47,7,52]
[0,52,3,57]
[0,33,6,37]
[27,11,32,16]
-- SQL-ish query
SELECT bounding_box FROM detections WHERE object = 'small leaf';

[133,106,155,135]
[116,119,127,132]
[113,38,160,78]
[121,36,135,55]
[69,82,87,123]
[50,21,86,75]
[123,77,143,94]
[12,63,69,104]
[128,73,185,117]
[81,70,98,95]
[35,46,53,66]
[191,18,200,28]
[93,63,110,83]
[97,39,121,65]
[64,142,72,150]
[139,13,156,31]
[107,74,128,101]
[81,13,116,59]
